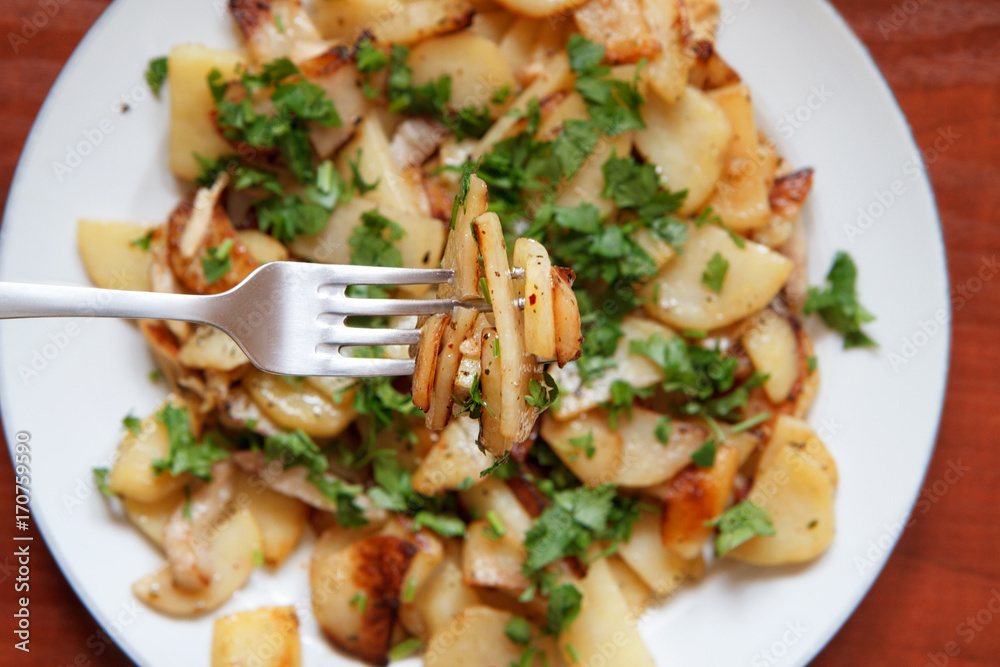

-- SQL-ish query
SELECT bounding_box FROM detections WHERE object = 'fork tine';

[314,265,454,286]
[330,298,490,317]
[319,355,416,377]
[321,327,422,347]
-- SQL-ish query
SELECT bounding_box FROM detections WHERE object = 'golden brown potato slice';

[167,44,244,181]
[742,309,800,403]
[551,267,583,367]
[574,0,658,65]
[728,417,837,565]
[617,509,703,597]
[314,0,475,45]
[133,508,261,616]
[615,409,713,488]
[642,225,793,331]
[660,445,740,559]
[412,416,492,495]
[478,327,513,457]
[458,476,534,541]
[311,532,418,665]
[177,325,249,372]
[77,220,156,292]
[234,470,308,568]
[439,175,488,301]
[423,606,527,667]
[514,238,556,360]
[211,606,302,667]
[635,86,732,215]
[121,488,185,551]
[427,308,479,430]
[559,559,655,666]
[109,406,190,503]
[229,0,325,64]
[462,520,530,593]
[540,410,624,488]
[244,368,357,438]
[411,556,482,638]
[412,313,449,412]
[409,33,517,113]
[475,212,541,443]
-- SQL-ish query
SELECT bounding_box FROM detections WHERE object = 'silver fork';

[0,263,503,377]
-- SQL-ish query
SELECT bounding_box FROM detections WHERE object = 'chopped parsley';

[387,638,422,661]
[525,372,560,411]
[412,510,466,538]
[122,414,142,436]
[701,252,729,294]
[355,38,389,100]
[567,431,596,460]
[545,584,582,636]
[603,380,654,428]
[130,231,154,251]
[807,355,818,373]
[195,154,283,195]
[93,468,114,498]
[208,57,340,185]
[804,251,877,349]
[145,56,168,96]
[349,591,368,612]
[402,577,418,603]
[690,439,717,467]
[367,456,466,537]
[485,510,506,539]
[151,404,229,481]
[455,374,492,419]
[252,549,265,566]
[567,35,646,136]
[706,500,776,555]
[730,411,772,433]
[201,239,235,285]
[505,616,533,646]
[654,416,673,444]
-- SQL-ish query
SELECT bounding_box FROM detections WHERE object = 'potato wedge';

[439,174,488,300]
[311,532,418,665]
[458,476,534,541]
[560,558,654,667]
[211,606,301,667]
[617,509,703,597]
[642,224,793,330]
[514,238,556,360]
[133,508,261,616]
[412,416,491,495]
[475,212,540,443]
[606,554,653,615]
[551,267,583,366]
[410,33,517,112]
[109,408,190,503]
[234,470,308,568]
[742,309,799,404]
[244,368,356,438]
[122,488,185,551]
[635,86,732,215]
[229,0,324,64]
[412,313,449,412]
[336,115,424,214]
[660,445,740,559]
[77,220,156,291]
[167,44,244,181]
[236,229,289,264]
[729,417,836,565]
[615,409,713,488]
[178,325,249,371]
[540,410,624,487]
[462,519,530,592]
[411,557,481,637]
[314,0,475,45]
[423,606,526,667]
[478,328,513,457]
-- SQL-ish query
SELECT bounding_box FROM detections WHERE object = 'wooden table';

[0,1,997,664]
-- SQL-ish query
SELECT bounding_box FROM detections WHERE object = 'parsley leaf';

[545,584,582,636]
[654,416,673,444]
[412,510,466,537]
[455,374,493,420]
[525,372,560,410]
[93,468,115,498]
[195,154,283,195]
[804,251,877,349]
[604,380,654,428]
[505,616,533,645]
[567,35,645,136]
[201,239,235,285]
[130,231,154,251]
[151,404,229,481]
[568,431,595,460]
[551,119,600,179]
[145,56,168,96]
[255,194,329,242]
[706,500,776,555]
[701,252,729,294]
[122,414,143,436]
[349,209,405,269]
[690,439,717,467]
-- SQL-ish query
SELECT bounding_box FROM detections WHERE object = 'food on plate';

[84,0,874,664]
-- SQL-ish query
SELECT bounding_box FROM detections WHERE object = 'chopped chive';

[387,637,422,661]
[730,411,772,433]
[485,510,506,539]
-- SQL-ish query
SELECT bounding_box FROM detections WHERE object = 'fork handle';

[0,281,218,324]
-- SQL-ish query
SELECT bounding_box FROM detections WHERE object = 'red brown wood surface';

[0,1,997,665]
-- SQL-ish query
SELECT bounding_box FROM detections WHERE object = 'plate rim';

[0,0,952,665]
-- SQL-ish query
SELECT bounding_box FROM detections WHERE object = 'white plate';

[0,1,949,665]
